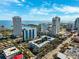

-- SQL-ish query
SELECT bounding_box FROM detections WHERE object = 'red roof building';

[13,54,24,59]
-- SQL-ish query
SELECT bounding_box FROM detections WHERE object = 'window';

[29,30,31,38]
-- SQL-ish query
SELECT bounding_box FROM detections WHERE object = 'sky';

[0,0,79,23]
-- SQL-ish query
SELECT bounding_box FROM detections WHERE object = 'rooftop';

[57,52,73,59]
[22,27,37,30]
[13,54,24,59]
[3,46,20,56]
[29,36,55,48]
[64,46,79,59]
[57,52,67,59]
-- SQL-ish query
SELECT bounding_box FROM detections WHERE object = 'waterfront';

[0,20,48,29]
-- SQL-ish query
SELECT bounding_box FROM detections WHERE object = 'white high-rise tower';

[75,18,79,33]
[13,16,22,36]
[52,16,60,35]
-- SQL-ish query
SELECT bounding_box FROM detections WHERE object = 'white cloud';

[21,7,56,21]
[4,0,20,3]
[0,11,19,20]
[29,8,53,15]
[0,2,79,22]
[17,3,23,6]
[0,0,21,6]
[41,1,51,7]
[57,14,79,23]
[53,4,79,14]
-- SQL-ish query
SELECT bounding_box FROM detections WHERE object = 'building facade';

[66,23,73,31]
[74,18,79,33]
[23,27,37,41]
[3,46,20,59]
[41,23,49,32]
[28,36,55,52]
[52,16,60,35]
[13,16,22,36]
[74,18,79,29]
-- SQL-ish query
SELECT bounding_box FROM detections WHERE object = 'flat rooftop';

[35,37,48,44]
[13,54,24,59]
[22,27,37,30]
[65,46,79,58]
[3,46,20,56]
[29,36,55,48]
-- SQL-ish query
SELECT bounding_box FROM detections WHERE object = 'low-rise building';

[3,46,21,59]
[57,46,79,59]
[13,54,24,59]
[28,36,55,52]
[57,52,72,59]
[0,25,6,31]
[65,46,79,59]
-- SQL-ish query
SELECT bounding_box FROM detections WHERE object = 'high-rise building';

[75,18,79,29]
[52,16,60,35]
[23,27,37,41]
[40,23,49,35]
[13,16,22,36]
[41,23,48,32]
[74,18,79,33]
[66,23,73,31]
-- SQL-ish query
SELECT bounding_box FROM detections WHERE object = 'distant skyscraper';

[74,18,79,33]
[13,16,22,36]
[75,18,79,29]
[52,16,60,35]
[23,27,37,41]
[66,23,73,31]
[41,23,49,32]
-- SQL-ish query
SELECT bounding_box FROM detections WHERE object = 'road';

[42,34,74,59]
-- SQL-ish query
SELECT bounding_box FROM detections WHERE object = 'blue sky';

[0,0,79,23]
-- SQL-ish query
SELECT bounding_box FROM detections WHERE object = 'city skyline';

[0,0,79,23]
